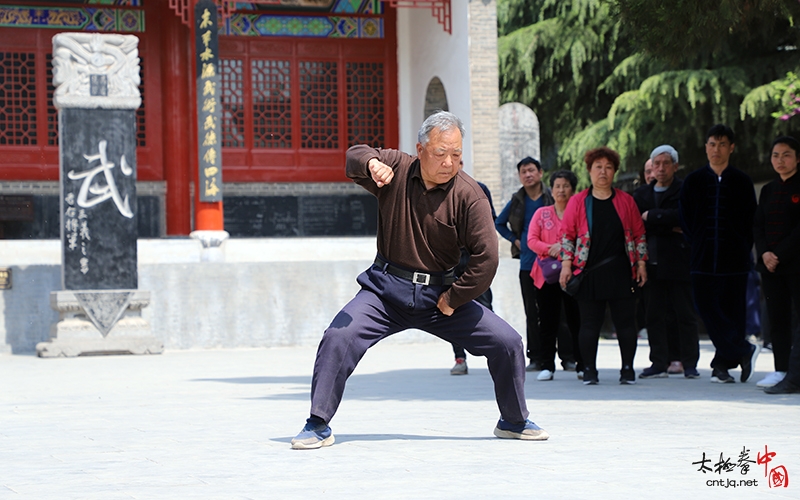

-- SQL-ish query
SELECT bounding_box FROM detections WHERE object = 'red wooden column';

[160,1,192,235]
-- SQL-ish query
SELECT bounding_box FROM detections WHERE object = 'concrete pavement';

[1,339,798,499]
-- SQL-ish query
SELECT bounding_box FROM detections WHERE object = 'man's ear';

[730,143,735,154]
[416,143,423,156]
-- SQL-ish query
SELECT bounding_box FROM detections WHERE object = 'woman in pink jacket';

[558,147,648,385]
[528,170,583,381]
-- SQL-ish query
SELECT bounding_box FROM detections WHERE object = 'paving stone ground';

[1,339,798,499]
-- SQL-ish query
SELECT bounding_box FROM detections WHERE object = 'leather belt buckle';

[412,272,431,285]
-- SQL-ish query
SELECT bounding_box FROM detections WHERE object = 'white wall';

[0,239,527,353]
[396,3,474,175]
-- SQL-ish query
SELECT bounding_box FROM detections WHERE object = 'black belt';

[374,256,456,286]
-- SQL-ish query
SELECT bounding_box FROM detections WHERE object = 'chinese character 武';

[68,140,134,219]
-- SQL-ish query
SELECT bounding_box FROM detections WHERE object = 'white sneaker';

[537,369,554,381]
[756,371,786,388]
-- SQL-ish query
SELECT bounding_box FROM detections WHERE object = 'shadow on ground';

[193,366,800,406]
[270,433,494,445]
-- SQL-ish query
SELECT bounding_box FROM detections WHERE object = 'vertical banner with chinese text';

[195,0,223,202]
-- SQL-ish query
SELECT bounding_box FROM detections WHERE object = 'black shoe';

[711,368,735,384]
[683,367,700,379]
[740,343,761,383]
[583,369,599,385]
[764,379,800,394]
[619,367,636,385]
[639,365,668,379]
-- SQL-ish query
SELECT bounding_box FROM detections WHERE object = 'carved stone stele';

[52,33,142,110]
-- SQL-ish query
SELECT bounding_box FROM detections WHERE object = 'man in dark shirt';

[291,111,547,449]
[679,124,760,384]
[634,145,699,380]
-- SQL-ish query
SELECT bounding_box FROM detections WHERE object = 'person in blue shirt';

[496,157,554,371]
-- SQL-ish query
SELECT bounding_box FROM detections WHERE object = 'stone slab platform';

[1,340,798,499]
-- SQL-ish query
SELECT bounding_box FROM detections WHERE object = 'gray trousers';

[309,263,530,424]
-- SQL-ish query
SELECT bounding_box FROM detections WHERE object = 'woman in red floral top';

[558,147,648,385]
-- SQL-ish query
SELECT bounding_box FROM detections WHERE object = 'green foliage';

[498,0,630,171]
[498,0,800,183]
[612,0,800,63]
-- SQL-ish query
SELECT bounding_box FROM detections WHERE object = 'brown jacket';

[346,145,498,309]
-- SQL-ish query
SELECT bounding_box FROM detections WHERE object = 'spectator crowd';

[482,124,800,394]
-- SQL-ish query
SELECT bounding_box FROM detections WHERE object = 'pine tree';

[498,0,800,184]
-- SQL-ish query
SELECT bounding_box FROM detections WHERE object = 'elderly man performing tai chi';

[291,111,547,449]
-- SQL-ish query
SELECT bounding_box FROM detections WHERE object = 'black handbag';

[562,256,617,297]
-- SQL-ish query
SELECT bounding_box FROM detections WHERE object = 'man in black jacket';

[635,145,700,379]
[680,124,760,384]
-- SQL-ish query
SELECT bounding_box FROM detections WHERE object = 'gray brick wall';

[468,0,501,206]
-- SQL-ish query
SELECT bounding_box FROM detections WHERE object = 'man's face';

[706,136,735,167]
[416,127,462,187]
[518,162,542,188]
[651,152,678,187]
[771,142,799,179]
[643,159,655,184]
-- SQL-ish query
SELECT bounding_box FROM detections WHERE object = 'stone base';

[36,335,164,357]
[190,230,229,262]
[37,290,163,357]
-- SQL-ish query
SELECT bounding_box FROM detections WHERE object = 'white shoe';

[537,369,554,381]
[756,371,786,388]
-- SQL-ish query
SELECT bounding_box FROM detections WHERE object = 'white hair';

[418,111,465,146]
[650,145,679,163]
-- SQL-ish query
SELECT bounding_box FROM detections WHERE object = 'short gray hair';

[418,111,465,146]
[650,144,679,164]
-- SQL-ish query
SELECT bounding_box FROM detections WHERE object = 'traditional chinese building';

[0,0,501,239]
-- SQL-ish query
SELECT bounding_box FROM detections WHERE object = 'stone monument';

[37,33,162,357]
[498,102,541,205]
